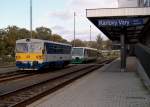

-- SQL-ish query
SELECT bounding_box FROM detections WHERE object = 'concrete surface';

[28,57,150,107]
[0,66,18,74]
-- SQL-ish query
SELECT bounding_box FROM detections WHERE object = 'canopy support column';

[120,29,127,72]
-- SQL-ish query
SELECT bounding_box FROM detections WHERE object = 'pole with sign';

[73,12,76,47]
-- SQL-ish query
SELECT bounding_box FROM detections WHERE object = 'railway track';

[0,58,111,83]
[0,72,36,83]
[0,65,15,68]
[0,59,113,107]
[0,59,113,83]
[0,65,75,83]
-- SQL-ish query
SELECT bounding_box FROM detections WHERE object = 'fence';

[134,43,150,78]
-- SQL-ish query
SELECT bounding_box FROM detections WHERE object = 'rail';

[0,65,75,83]
[0,59,113,107]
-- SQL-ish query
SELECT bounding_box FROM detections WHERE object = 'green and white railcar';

[71,47,98,64]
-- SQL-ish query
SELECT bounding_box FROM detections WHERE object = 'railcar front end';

[71,48,85,64]
[15,39,45,70]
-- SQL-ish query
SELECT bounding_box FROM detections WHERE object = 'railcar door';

[43,43,48,62]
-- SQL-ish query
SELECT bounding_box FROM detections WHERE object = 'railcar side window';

[45,43,71,54]
[66,46,71,54]
[84,49,97,57]
[45,43,54,54]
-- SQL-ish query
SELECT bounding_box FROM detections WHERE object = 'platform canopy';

[86,7,150,43]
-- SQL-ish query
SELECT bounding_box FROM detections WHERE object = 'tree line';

[0,26,112,60]
[71,35,112,50]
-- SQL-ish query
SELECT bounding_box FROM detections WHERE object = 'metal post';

[90,25,91,41]
[73,12,76,47]
[30,0,33,39]
[89,25,91,47]
[120,33,126,72]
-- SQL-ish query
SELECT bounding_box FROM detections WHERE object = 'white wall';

[117,0,143,7]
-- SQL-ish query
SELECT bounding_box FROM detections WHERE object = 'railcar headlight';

[36,55,43,60]
[16,56,21,59]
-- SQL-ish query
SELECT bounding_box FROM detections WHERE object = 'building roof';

[86,7,150,43]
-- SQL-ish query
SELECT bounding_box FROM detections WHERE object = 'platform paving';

[28,57,150,107]
[0,66,18,74]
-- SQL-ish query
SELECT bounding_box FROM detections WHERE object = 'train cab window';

[29,42,43,53]
[16,43,28,53]
[72,48,83,56]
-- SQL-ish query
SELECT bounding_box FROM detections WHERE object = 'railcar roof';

[73,47,98,51]
[16,39,72,46]
[101,50,120,52]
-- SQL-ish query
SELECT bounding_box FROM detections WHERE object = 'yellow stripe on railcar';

[16,53,44,61]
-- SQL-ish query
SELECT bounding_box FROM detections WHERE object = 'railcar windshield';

[16,43,28,53]
[16,42,43,53]
[72,48,83,56]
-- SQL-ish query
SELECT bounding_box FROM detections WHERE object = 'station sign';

[98,18,144,27]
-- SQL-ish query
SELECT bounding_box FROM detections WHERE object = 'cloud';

[51,25,64,31]
[69,0,117,9]
[51,25,72,35]
[38,0,116,41]
[49,11,72,20]
[49,0,117,21]
[51,26,108,42]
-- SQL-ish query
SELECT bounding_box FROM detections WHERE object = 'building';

[117,0,144,7]
[144,0,150,7]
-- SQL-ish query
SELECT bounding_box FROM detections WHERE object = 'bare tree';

[96,34,103,50]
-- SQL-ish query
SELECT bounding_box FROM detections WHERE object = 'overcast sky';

[0,0,118,41]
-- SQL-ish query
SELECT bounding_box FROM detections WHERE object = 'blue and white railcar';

[16,39,72,70]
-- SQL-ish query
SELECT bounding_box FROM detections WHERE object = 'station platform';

[28,57,150,107]
[0,66,17,74]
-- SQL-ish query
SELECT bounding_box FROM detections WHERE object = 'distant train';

[15,39,72,70]
[71,47,99,64]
